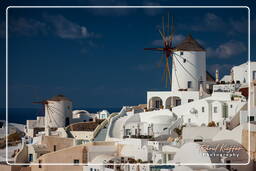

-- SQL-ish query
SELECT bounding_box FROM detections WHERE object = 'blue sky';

[0,0,255,109]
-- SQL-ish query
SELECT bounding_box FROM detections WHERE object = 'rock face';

[0,120,25,138]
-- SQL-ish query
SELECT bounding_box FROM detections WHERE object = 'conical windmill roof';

[175,34,205,51]
[47,94,71,101]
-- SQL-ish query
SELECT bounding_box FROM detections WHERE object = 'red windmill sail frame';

[144,13,176,89]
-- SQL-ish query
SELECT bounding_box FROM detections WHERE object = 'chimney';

[215,69,219,83]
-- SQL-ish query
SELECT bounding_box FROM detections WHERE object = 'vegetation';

[208,121,217,127]
[0,131,24,149]
[173,125,186,136]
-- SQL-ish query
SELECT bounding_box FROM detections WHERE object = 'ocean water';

[0,107,121,124]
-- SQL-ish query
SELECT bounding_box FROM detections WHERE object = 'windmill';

[33,99,64,128]
[144,13,176,89]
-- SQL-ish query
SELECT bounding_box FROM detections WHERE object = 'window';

[155,100,162,109]
[230,105,233,108]
[188,99,194,103]
[202,107,205,113]
[53,145,57,152]
[187,81,192,88]
[194,139,203,142]
[168,154,173,161]
[39,160,42,168]
[28,154,33,162]
[74,159,79,165]
[249,116,254,122]
[214,107,218,113]
[175,99,181,106]
[65,117,70,126]
[223,104,228,118]
[188,118,191,123]
[253,71,256,80]
[125,129,130,136]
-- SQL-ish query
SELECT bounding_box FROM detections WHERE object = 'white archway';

[165,96,182,109]
[148,96,163,110]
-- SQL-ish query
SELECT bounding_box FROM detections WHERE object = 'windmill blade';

[162,62,167,83]
[162,57,172,88]
[162,16,165,37]
[172,56,181,89]
[32,100,47,104]
[157,53,164,68]
[158,29,166,42]
[169,15,175,46]
[167,12,170,37]
[144,47,164,51]
[165,64,168,88]
[166,57,172,88]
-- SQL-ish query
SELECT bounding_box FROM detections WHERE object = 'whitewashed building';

[172,35,206,92]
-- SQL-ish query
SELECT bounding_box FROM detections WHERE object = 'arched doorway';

[148,97,163,110]
[165,96,182,109]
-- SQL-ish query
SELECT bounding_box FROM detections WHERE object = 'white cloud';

[151,34,185,46]
[1,14,100,40]
[143,2,163,16]
[173,34,185,45]
[2,17,47,38]
[186,13,226,32]
[208,64,233,76]
[44,14,96,39]
[207,40,247,58]
[230,18,248,34]
[180,12,247,35]
[152,39,163,46]
[87,0,135,16]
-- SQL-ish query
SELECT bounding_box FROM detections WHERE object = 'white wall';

[147,91,200,109]
[118,139,150,161]
[45,100,73,128]
[172,51,206,91]
[172,92,245,126]
[172,99,210,126]
[231,62,256,84]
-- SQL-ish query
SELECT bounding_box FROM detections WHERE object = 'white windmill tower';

[172,35,206,91]
[144,13,206,92]
[34,95,73,131]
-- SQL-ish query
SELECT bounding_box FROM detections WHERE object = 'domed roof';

[72,110,90,115]
[100,110,109,115]
[175,35,205,52]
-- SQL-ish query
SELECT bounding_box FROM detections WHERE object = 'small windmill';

[32,100,61,127]
[144,13,176,89]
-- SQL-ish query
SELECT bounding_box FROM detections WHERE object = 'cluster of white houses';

[1,35,256,171]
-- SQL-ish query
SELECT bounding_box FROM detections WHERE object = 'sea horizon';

[0,107,122,124]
